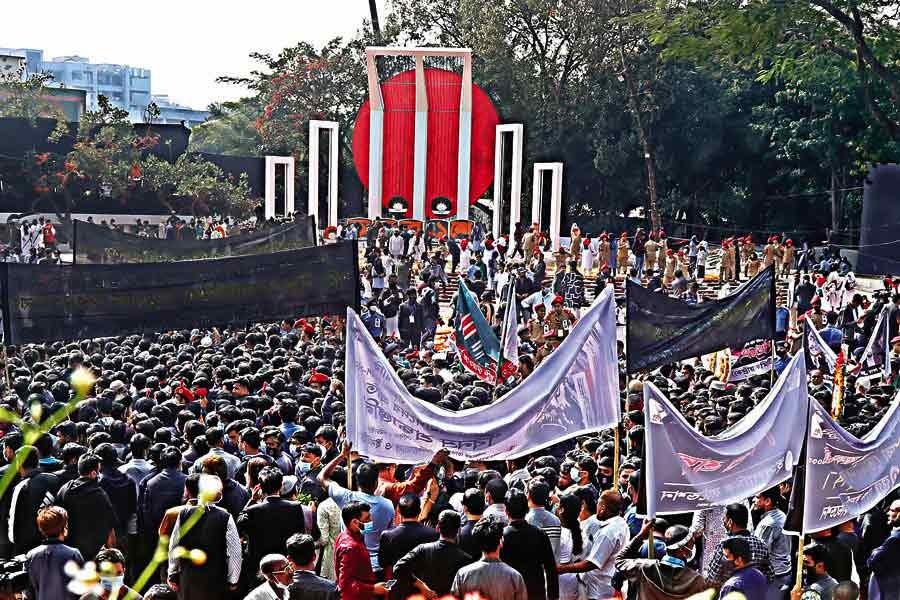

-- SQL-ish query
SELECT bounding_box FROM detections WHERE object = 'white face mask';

[570,468,582,482]
[100,575,124,592]
[297,461,311,473]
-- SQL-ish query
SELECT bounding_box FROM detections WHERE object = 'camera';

[0,556,29,595]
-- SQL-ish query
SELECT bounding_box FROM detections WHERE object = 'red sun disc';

[352,68,500,219]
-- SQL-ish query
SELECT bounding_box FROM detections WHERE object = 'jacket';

[334,529,376,600]
[288,570,341,600]
[10,469,61,554]
[868,529,900,600]
[237,496,307,578]
[56,477,117,561]
[393,538,473,596]
[99,467,137,539]
[378,521,438,600]
[25,539,84,600]
[218,478,251,520]
[614,535,710,600]
[500,519,559,600]
[139,468,186,537]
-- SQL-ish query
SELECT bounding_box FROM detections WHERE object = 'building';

[40,54,152,120]
[151,94,209,128]
[0,46,208,125]
[0,49,26,80]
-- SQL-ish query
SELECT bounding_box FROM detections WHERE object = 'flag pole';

[613,426,621,491]
[793,536,805,595]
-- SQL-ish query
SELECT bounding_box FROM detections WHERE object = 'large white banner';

[346,287,621,463]
[643,352,809,515]
[802,395,900,533]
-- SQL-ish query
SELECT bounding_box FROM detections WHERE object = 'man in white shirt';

[557,490,629,600]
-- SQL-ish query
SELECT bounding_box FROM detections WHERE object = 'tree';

[188,98,263,156]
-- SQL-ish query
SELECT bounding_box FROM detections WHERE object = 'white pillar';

[492,124,523,240]
[413,55,429,221]
[366,50,384,220]
[309,120,340,228]
[456,53,473,220]
[532,162,563,251]
[265,156,296,220]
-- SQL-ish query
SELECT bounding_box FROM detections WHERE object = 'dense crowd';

[0,220,898,600]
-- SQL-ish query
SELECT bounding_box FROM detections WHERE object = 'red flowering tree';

[219,35,372,164]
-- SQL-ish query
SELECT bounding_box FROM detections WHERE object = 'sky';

[2,0,386,109]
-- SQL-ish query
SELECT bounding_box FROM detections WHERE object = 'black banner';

[2,242,359,344]
[73,217,317,263]
[626,265,775,373]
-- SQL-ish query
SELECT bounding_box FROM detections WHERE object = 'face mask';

[100,575,124,592]
[318,444,328,457]
[361,521,375,534]
[297,461,311,473]
[570,468,581,482]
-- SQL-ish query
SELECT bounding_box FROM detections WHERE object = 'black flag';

[626,266,776,373]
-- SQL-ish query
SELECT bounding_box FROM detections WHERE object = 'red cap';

[175,381,195,403]
[552,295,564,306]
[309,370,330,385]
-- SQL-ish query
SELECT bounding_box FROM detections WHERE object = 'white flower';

[70,366,97,398]
[198,474,222,505]
[65,560,102,597]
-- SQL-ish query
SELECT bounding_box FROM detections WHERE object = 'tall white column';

[456,53,473,220]
[366,50,384,220]
[492,124,523,241]
[413,55,429,220]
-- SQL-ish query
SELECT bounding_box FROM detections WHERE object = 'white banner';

[346,287,621,463]
[803,395,900,533]
[643,353,809,515]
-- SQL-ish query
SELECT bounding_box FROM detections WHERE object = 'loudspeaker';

[858,164,900,274]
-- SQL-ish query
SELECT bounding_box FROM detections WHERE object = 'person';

[191,428,242,479]
[8,445,62,554]
[867,499,900,600]
[799,545,839,600]
[95,443,136,557]
[237,467,307,587]
[144,585,178,600]
[500,488,559,600]
[719,537,768,600]
[754,487,793,600]
[333,501,389,600]
[451,517,528,600]
[295,443,327,503]
[244,553,293,600]
[526,479,563,559]
[25,507,84,600]
[80,548,142,600]
[706,503,773,585]
[316,496,342,581]
[139,447,187,567]
[393,509,473,599]
[377,493,438,597]
[614,520,709,600]
[166,485,242,600]
[398,289,424,349]
[459,488,486,559]
[557,490,628,600]
[807,528,853,584]
[55,453,117,562]
[284,533,340,600]
[318,442,395,575]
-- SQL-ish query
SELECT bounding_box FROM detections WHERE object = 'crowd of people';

[0,218,897,600]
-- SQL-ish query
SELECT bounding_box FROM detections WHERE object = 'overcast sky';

[3,0,386,109]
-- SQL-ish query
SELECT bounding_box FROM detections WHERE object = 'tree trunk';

[369,0,382,42]
[830,164,842,235]
[618,43,661,232]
